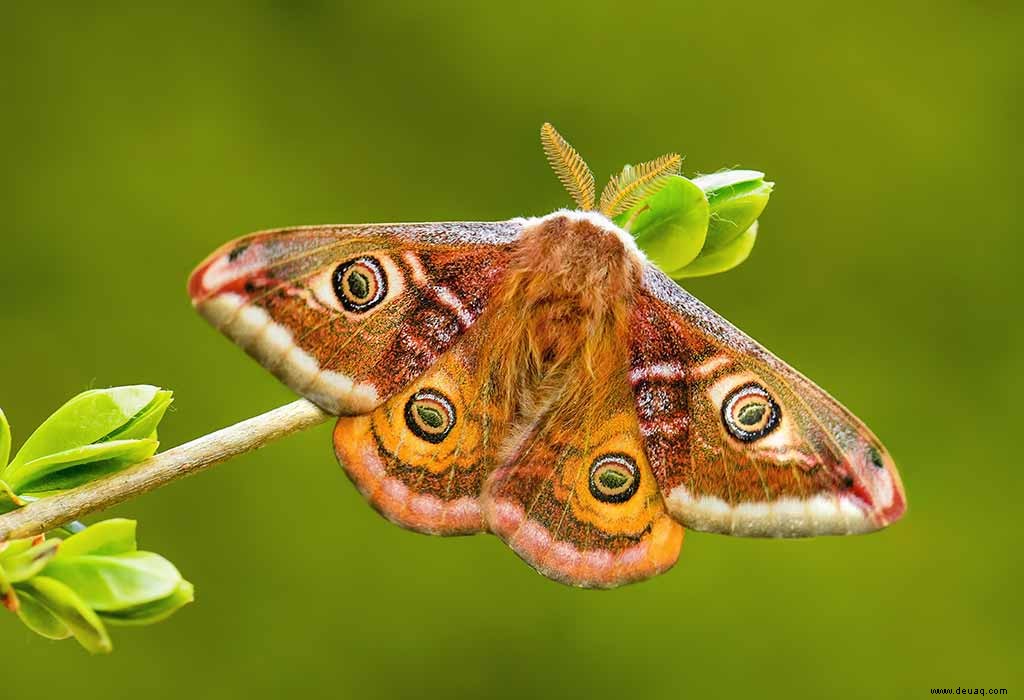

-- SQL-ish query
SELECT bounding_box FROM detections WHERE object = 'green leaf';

[21,576,112,653]
[1,538,60,583]
[673,222,759,278]
[0,477,23,511]
[0,538,34,564]
[101,579,194,627]
[17,453,160,497]
[56,519,137,559]
[0,408,10,470]
[3,438,157,494]
[14,588,71,640]
[0,561,13,606]
[693,170,772,253]
[42,551,182,612]
[8,386,162,469]
[105,390,173,441]
[614,175,710,272]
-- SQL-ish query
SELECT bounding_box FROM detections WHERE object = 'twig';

[0,399,330,542]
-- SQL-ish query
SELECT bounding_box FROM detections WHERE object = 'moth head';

[540,123,681,218]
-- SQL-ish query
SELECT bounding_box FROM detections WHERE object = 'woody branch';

[0,399,330,542]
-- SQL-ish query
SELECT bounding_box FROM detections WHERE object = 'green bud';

[101,580,194,627]
[0,563,14,610]
[0,539,60,583]
[0,538,34,564]
[673,222,759,278]
[0,386,172,496]
[20,576,112,654]
[693,169,772,253]
[56,518,137,558]
[2,439,158,495]
[669,170,772,279]
[42,551,183,613]
[0,409,10,472]
[104,390,174,442]
[15,587,71,640]
[614,175,710,272]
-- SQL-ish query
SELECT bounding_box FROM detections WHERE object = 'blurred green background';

[2,2,1021,698]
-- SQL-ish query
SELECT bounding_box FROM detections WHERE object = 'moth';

[188,124,906,588]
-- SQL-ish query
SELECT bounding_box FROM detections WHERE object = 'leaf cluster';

[0,387,192,652]
[614,169,773,278]
[0,385,172,504]
[1,519,193,653]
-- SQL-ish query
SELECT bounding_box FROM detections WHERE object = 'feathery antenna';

[539,123,682,216]
[540,123,595,211]
[598,153,682,218]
